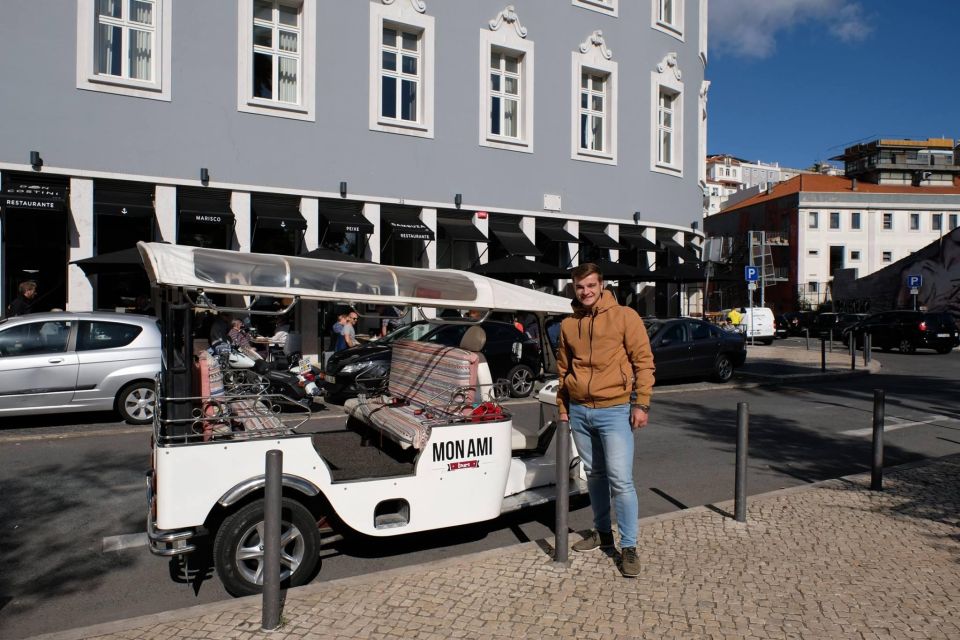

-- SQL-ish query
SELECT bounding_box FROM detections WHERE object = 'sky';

[707,0,960,170]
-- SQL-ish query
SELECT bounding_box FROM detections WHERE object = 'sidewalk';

[32,454,960,640]
[736,341,880,383]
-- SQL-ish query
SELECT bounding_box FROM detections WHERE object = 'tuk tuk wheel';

[213,498,321,597]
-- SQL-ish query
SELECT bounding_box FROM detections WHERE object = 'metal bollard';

[828,329,834,352]
[849,336,856,370]
[804,328,810,351]
[554,419,570,563]
[864,334,872,365]
[735,402,749,523]
[871,390,884,491]
[820,338,826,372]
[262,450,283,631]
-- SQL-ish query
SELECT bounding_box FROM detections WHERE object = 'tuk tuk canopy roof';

[137,242,573,314]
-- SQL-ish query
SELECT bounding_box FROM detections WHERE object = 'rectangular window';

[251,0,302,105]
[77,0,171,100]
[808,250,819,256]
[950,214,958,230]
[829,212,840,229]
[883,213,893,230]
[808,212,819,229]
[807,282,818,293]
[369,2,434,138]
[95,0,156,82]
[573,0,618,16]
[851,211,861,229]
[381,25,421,123]
[910,213,920,231]
[653,0,684,38]
[489,50,522,139]
[579,71,607,153]
[850,250,861,261]
[932,213,942,231]
[238,0,315,120]
[882,251,892,262]
[656,88,676,166]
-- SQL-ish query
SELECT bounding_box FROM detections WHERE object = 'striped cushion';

[347,340,480,450]
[389,340,478,408]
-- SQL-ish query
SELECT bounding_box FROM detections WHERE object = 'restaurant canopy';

[72,246,145,276]
[489,219,541,257]
[317,202,374,234]
[471,255,567,278]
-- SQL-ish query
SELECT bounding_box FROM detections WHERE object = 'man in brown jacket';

[556,263,655,577]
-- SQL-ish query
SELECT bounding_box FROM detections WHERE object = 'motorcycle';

[213,344,323,407]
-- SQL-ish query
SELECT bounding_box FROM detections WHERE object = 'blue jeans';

[568,402,639,548]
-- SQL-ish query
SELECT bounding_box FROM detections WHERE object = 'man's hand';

[630,406,649,431]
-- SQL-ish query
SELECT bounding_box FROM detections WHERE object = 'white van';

[723,307,776,344]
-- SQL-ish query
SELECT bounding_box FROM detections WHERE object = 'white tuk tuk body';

[139,243,581,594]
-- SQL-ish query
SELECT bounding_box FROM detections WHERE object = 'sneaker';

[620,547,640,577]
[572,530,615,553]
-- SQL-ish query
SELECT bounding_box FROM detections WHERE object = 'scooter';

[215,344,323,407]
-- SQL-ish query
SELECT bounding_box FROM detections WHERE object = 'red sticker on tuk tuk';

[447,460,479,471]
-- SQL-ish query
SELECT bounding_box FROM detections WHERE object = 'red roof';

[723,174,960,214]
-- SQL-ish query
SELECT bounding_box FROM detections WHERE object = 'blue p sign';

[744,266,759,282]
[906,274,922,289]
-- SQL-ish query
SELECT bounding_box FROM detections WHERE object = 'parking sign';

[906,274,922,289]
[744,266,759,282]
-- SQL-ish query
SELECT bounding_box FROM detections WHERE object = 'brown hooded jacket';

[555,290,655,416]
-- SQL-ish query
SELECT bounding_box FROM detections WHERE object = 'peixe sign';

[0,182,67,212]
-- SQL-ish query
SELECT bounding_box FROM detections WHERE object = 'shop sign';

[0,182,67,212]
[391,221,434,241]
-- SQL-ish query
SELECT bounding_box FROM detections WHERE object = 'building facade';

[704,173,960,312]
[704,154,787,216]
[0,1,708,351]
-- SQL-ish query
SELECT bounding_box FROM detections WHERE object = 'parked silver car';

[0,312,161,424]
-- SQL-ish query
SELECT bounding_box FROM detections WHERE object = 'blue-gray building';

[0,0,708,337]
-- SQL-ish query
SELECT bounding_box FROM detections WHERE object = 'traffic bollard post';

[804,328,810,351]
[554,419,570,564]
[262,449,283,631]
[820,338,826,372]
[735,402,749,523]
[849,335,856,370]
[828,329,834,352]
[871,390,884,491]
[865,334,872,364]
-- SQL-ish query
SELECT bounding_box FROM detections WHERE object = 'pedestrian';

[556,262,655,578]
[8,280,38,317]
[334,309,358,352]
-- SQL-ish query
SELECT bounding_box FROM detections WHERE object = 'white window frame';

[850,250,861,261]
[572,0,618,18]
[829,211,840,230]
[650,53,683,176]
[932,213,943,231]
[882,212,893,230]
[909,212,920,231]
[76,0,172,101]
[950,213,958,230]
[369,1,435,138]
[882,251,893,262]
[237,0,316,121]
[571,32,617,165]
[808,212,819,229]
[479,9,534,153]
[652,0,685,41]
[850,211,861,230]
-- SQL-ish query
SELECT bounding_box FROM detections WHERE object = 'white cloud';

[709,0,873,59]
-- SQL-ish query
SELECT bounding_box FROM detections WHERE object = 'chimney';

[851,178,858,191]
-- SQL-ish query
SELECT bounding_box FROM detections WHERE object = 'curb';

[26,452,958,640]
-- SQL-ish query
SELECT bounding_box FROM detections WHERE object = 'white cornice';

[381,0,426,13]
[578,30,612,60]
[489,5,527,38]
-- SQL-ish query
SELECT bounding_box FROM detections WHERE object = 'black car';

[774,314,789,339]
[646,318,747,383]
[845,310,959,354]
[812,312,867,339]
[320,320,542,401]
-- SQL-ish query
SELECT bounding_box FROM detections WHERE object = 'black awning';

[318,203,373,234]
[537,221,577,243]
[299,247,370,263]
[382,212,435,241]
[253,201,306,231]
[437,217,487,242]
[179,195,235,226]
[573,259,653,281]
[471,256,567,279]
[654,262,707,282]
[0,179,68,213]
[618,229,661,252]
[95,190,154,218]
[489,225,542,257]
[71,246,145,276]
[579,230,625,250]
[658,237,701,264]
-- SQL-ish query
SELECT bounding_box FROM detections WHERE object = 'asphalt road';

[2,344,959,638]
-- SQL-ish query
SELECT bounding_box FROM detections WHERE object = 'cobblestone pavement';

[32,454,960,640]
